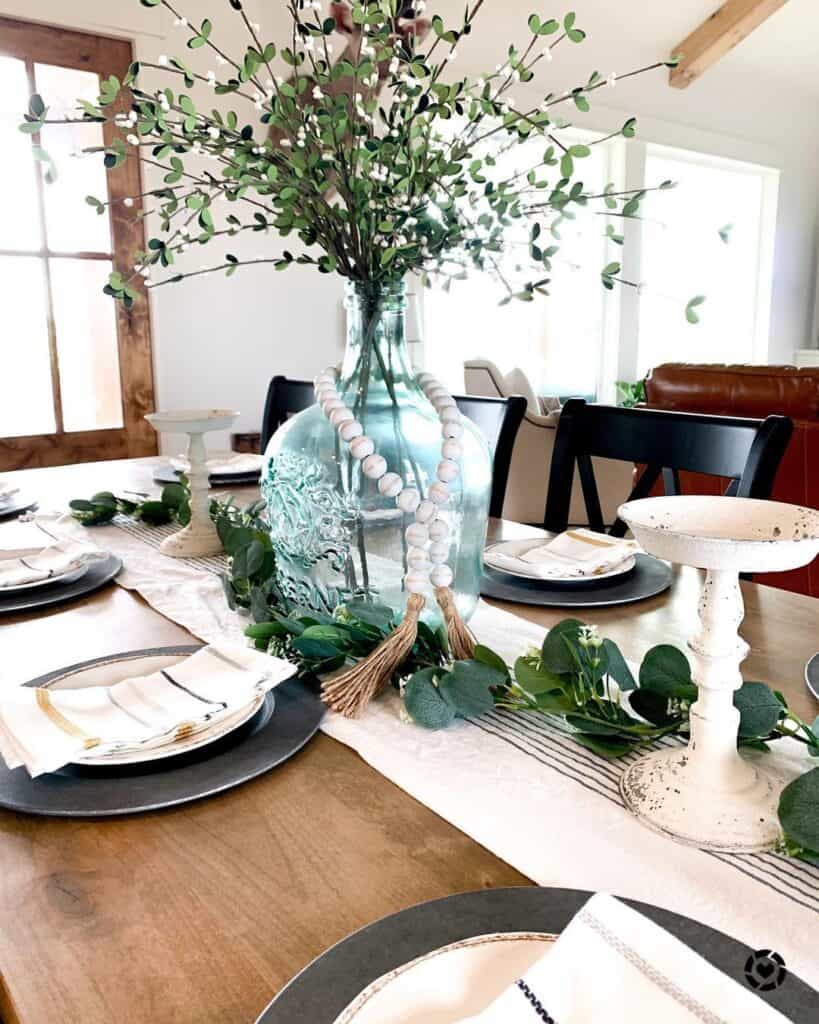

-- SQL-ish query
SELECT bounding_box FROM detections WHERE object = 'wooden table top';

[1,457,817,1023]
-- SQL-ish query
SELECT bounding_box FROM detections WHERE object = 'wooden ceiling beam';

[670,0,789,89]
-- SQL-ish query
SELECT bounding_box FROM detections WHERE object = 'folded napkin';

[170,452,263,476]
[0,478,19,506]
[485,529,638,579]
[0,642,295,777]
[460,893,788,1023]
[0,527,107,589]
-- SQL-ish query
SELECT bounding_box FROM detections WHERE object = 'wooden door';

[0,16,156,469]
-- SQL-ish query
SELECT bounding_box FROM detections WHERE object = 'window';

[423,128,622,400]
[421,128,778,403]
[0,17,156,469]
[634,143,778,377]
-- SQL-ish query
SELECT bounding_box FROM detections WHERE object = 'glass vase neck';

[340,279,418,396]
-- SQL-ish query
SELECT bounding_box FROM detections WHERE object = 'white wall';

[4,0,819,448]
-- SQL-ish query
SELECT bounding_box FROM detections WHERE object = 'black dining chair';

[261,376,315,451]
[454,394,527,518]
[544,398,793,537]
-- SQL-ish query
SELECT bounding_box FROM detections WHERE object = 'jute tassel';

[321,593,426,718]
[435,586,476,661]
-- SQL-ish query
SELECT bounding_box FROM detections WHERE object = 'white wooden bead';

[406,522,429,546]
[429,541,449,564]
[431,394,456,411]
[442,421,464,440]
[405,569,429,593]
[430,564,453,588]
[340,420,363,442]
[316,388,337,405]
[362,453,387,480]
[427,385,448,400]
[397,488,421,514]
[316,371,336,387]
[416,372,436,386]
[415,500,437,524]
[349,435,374,460]
[329,407,354,428]
[442,439,463,461]
[406,546,431,570]
[321,398,345,417]
[437,459,459,483]
[378,472,403,497]
[440,405,461,423]
[429,518,450,541]
[429,481,450,504]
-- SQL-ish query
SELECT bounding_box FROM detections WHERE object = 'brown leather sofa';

[644,363,819,597]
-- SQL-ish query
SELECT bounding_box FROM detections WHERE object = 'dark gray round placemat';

[0,646,323,816]
[0,553,122,615]
[257,886,816,1023]
[153,466,260,487]
[0,496,38,520]
[481,553,672,608]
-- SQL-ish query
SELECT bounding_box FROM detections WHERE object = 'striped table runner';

[20,512,819,988]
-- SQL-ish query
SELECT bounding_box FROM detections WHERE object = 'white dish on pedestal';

[145,409,239,558]
[618,495,819,853]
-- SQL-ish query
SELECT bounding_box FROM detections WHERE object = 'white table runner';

[14,513,819,988]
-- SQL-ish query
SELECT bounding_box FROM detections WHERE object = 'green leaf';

[629,688,676,727]
[404,668,456,729]
[514,656,565,695]
[602,639,636,691]
[140,0,162,6]
[528,14,541,34]
[685,295,706,324]
[778,767,819,853]
[621,117,637,138]
[560,153,573,178]
[569,144,590,158]
[344,599,393,630]
[734,682,785,738]
[718,223,733,244]
[539,19,559,35]
[292,636,341,660]
[567,28,586,43]
[439,659,504,718]
[541,619,584,674]
[473,644,509,679]
[639,645,696,700]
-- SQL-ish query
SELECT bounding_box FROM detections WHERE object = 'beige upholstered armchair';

[464,360,632,525]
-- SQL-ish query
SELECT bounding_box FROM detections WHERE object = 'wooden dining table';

[0,457,817,1024]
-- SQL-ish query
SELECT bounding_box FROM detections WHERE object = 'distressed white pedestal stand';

[145,409,238,558]
[618,496,819,853]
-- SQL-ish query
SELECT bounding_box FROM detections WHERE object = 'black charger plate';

[257,886,817,1023]
[481,552,672,608]
[0,496,38,520]
[0,553,122,615]
[153,465,261,487]
[0,645,323,816]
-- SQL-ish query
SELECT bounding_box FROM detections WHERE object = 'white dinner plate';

[334,932,556,1024]
[0,561,90,595]
[484,539,636,584]
[42,650,267,766]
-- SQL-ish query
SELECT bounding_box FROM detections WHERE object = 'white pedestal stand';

[145,409,238,559]
[618,496,819,853]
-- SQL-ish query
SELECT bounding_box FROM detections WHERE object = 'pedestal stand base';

[620,747,785,853]
[158,522,222,558]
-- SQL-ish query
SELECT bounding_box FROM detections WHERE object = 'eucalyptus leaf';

[404,669,456,729]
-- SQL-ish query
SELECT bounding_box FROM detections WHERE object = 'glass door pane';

[0,255,56,436]
[0,56,41,251]
[50,257,123,431]
[35,63,113,253]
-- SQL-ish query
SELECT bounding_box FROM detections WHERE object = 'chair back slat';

[544,398,793,534]
[454,394,527,518]
[261,376,315,451]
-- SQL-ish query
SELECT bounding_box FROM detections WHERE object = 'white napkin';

[170,452,263,476]
[460,893,788,1023]
[485,530,638,579]
[0,642,296,777]
[0,478,19,506]
[0,532,107,589]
